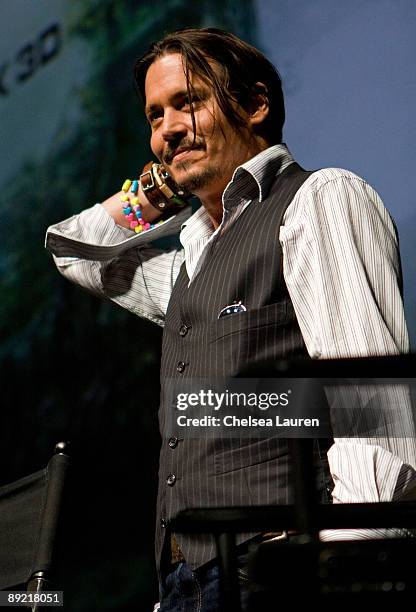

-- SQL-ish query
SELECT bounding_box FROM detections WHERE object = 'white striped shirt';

[46,144,416,536]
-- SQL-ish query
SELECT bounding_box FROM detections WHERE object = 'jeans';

[159,549,251,612]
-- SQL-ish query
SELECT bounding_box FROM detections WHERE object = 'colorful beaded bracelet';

[121,178,164,233]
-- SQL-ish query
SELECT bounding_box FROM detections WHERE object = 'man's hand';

[101,178,163,229]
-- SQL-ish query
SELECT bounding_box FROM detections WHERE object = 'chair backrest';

[0,442,70,590]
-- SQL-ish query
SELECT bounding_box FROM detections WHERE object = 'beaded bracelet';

[121,178,164,233]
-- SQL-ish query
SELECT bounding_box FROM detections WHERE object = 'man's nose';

[161,108,188,141]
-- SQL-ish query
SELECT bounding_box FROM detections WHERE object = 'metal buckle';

[140,169,154,191]
[261,531,288,543]
[268,531,288,541]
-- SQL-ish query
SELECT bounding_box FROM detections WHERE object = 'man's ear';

[248,82,270,127]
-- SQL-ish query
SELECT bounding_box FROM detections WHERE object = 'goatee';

[173,162,223,194]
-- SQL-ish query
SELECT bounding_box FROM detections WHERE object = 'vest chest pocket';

[210,302,288,343]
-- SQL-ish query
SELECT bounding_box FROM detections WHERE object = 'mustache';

[163,138,205,165]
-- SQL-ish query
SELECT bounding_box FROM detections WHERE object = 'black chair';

[172,502,416,610]
[171,356,416,610]
[0,442,70,610]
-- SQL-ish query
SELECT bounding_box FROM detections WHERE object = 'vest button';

[167,474,176,486]
[168,436,179,449]
[179,324,189,337]
[160,518,168,528]
[176,361,186,373]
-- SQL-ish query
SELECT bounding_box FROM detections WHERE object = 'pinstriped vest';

[156,163,321,575]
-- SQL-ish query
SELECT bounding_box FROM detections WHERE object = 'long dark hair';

[134,27,285,144]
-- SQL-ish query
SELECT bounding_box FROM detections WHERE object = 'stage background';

[0,1,415,609]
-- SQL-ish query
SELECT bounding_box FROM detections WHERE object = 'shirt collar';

[223,143,295,205]
[180,202,214,247]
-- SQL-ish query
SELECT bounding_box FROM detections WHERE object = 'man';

[46,28,415,611]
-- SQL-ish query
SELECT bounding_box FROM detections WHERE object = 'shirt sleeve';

[280,169,409,359]
[45,203,187,326]
[280,169,416,533]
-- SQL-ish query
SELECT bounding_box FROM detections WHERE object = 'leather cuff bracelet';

[140,162,189,213]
